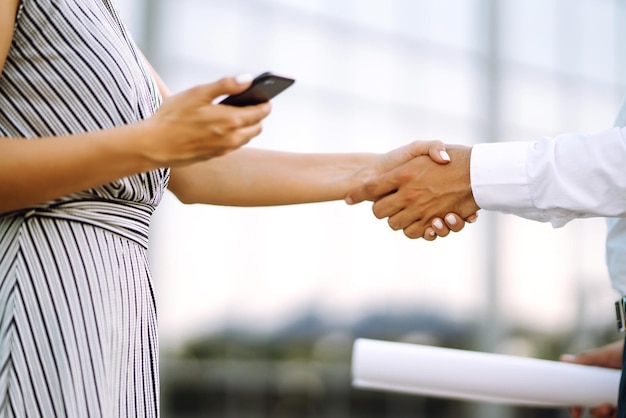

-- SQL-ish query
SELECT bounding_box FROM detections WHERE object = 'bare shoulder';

[0,0,22,75]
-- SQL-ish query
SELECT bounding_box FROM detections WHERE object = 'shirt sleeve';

[470,126,626,227]
[607,217,626,295]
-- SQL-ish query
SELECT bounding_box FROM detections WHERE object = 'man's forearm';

[471,127,626,227]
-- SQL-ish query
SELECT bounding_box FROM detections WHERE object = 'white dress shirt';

[470,102,626,294]
[608,101,626,295]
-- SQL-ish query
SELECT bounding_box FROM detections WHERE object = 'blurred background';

[116,0,625,417]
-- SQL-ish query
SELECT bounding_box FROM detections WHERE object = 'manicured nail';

[345,196,353,205]
[235,73,253,84]
[445,214,457,226]
[440,150,451,162]
[429,230,436,237]
[467,214,478,223]
[433,219,444,230]
[560,354,576,362]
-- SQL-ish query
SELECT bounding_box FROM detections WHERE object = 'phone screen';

[219,72,295,107]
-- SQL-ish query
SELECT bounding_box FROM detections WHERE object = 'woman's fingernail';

[433,219,444,230]
[345,196,354,205]
[445,214,458,226]
[467,215,478,223]
[440,150,451,162]
[560,354,576,362]
[429,229,436,237]
[235,73,253,84]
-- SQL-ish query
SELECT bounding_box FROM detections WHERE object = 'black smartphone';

[219,72,295,107]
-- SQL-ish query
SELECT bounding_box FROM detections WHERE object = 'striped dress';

[0,0,168,416]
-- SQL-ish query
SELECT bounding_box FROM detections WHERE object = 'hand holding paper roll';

[351,338,621,409]
[560,340,623,418]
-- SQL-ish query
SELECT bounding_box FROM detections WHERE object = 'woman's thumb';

[204,74,254,102]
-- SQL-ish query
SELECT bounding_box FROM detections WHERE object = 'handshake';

[344,141,481,240]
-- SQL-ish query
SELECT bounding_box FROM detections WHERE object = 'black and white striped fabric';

[0,0,169,416]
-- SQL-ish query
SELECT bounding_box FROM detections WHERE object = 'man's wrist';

[470,141,531,211]
[447,145,480,215]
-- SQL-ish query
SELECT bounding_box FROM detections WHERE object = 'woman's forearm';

[1,75,272,214]
[0,0,20,75]
[168,147,379,206]
[0,124,158,213]
[142,61,386,208]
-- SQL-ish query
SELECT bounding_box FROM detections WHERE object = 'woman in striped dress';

[0,0,455,416]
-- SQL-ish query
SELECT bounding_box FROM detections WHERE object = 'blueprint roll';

[351,338,621,407]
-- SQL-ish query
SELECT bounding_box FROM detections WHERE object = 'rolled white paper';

[352,338,621,407]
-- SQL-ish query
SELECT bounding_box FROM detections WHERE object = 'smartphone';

[219,72,295,107]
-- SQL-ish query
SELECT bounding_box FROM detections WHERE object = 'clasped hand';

[346,143,480,240]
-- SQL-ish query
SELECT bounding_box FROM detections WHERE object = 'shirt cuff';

[470,141,534,211]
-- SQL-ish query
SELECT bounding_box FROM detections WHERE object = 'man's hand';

[346,145,480,239]
[560,340,623,418]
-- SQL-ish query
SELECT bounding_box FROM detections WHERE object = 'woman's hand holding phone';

[140,75,273,167]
